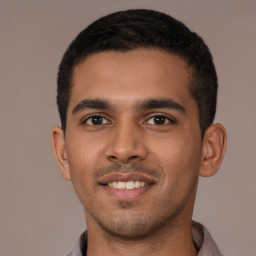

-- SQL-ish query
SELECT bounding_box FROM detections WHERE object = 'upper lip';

[98,173,157,185]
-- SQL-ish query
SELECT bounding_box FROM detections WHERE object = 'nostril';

[107,155,140,163]
[107,155,118,162]
[128,156,139,161]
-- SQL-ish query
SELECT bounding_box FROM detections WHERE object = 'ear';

[199,123,227,177]
[51,126,71,181]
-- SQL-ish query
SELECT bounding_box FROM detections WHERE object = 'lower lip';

[102,185,152,200]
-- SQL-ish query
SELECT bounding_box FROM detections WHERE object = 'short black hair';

[57,9,218,136]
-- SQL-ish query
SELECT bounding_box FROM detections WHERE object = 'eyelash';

[81,114,111,126]
[145,114,177,125]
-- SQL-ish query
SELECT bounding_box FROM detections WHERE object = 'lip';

[103,184,153,200]
[98,173,156,201]
[98,173,156,185]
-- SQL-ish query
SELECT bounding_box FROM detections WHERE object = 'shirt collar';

[192,221,223,256]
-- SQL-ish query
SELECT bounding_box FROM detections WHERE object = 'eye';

[83,115,110,125]
[146,115,175,125]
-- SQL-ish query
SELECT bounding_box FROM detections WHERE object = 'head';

[52,9,226,240]
[57,9,217,137]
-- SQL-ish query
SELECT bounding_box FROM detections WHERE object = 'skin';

[52,48,226,256]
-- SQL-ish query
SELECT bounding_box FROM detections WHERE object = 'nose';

[105,119,148,163]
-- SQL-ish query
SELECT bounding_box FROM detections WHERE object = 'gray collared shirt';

[65,221,223,256]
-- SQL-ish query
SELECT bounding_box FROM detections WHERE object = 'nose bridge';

[106,116,147,163]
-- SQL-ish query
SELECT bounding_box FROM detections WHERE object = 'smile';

[98,173,156,200]
[108,180,146,190]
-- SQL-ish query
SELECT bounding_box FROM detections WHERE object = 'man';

[52,9,226,256]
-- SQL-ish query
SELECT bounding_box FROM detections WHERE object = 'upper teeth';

[108,181,146,190]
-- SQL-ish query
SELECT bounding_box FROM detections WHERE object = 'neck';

[85,215,198,256]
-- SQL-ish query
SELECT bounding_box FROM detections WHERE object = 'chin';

[94,211,178,240]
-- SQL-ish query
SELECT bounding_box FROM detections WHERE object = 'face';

[58,49,204,238]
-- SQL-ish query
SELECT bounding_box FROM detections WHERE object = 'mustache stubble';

[94,162,162,181]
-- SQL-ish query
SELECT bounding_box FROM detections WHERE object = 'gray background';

[1,0,255,255]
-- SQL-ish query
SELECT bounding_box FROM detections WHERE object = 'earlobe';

[199,123,227,177]
[51,126,71,181]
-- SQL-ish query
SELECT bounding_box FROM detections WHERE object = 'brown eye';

[153,116,167,125]
[84,115,109,125]
[146,115,175,125]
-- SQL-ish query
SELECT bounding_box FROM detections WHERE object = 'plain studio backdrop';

[0,0,255,255]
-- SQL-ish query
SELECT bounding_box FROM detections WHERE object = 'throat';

[85,217,198,256]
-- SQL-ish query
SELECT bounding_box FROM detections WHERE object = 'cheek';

[67,148,98,210]
[150,133,202,191]
[65,136,104,199]
[67,132,105,172]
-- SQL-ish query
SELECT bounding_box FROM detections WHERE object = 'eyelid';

[144,113,177,125]
[81,113,111,125]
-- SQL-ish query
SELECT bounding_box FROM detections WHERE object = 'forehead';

[70,49,194,110]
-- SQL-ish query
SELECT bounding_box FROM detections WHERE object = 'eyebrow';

[72,99,114,114]
[72,98,186,114]
[133,98,186,114]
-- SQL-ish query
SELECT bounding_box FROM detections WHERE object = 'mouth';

[108,180,147,190]
[98,173,156,200]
